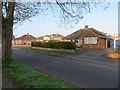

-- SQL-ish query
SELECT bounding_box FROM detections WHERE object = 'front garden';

[105,45,120,59]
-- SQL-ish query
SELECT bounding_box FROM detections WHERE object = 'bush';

[76,46,82,48]
[116,44,120,54]
[31,41,76,50]
[26,42,31,45]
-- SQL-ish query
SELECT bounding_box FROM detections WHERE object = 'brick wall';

[80,30,106,48]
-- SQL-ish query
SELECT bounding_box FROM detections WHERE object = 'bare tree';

[2,2,15,62]
[2,0,109,62]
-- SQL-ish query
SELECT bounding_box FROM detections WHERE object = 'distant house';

[44,35,51,41]
[12,33,36,45]
[48,33,64,41]
[110,35,120,48]
[36,36,44,42]
[36,33,64,42]
[63,25,112,48]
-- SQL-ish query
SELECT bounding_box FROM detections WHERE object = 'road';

[12,46,118,88]
[65,48,118,67]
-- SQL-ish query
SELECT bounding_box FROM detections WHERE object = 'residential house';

[36,36,44,42]
[110,35,120,48]
[36,33,64,42]
[49,33,64,41]
[12,33,36,45]
[63,25,112,48]
[44,35,51,41]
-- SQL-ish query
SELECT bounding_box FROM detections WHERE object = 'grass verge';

[24,48,75,58]
[3,61,80,88]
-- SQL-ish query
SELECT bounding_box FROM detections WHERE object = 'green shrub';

[31,41,76,50]
[26,43,31,45]
[116,44,120,54]
[49,40,59,42]
[76,46,82,48]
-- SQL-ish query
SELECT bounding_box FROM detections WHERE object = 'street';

[12,46,118,88]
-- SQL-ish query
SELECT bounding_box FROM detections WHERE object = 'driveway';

[65,48,118,67]
[12,46,118,88]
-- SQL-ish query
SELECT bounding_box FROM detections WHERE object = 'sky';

[13,1,118,38]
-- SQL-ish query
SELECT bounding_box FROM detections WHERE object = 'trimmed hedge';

[31,41,76,50]
[116,44,120,54]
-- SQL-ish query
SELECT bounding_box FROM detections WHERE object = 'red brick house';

[12,33,36,45]
[36,36,44,42]
[63,25,112,48]
[36,33,64,42]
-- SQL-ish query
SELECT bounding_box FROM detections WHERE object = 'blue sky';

[13,1,118,38]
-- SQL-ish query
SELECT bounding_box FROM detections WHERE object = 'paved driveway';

[12,46,118,88]
[65,48,118,67]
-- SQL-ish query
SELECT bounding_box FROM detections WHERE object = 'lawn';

[3,61,81,88]
[25,47,75,58]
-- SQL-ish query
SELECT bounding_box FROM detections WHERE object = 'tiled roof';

[62,29,86,39]
[63,27,112,40]
[36,36,44,40]
[112,35,119,39]
[15,33,36,41]
[45,33,64,38]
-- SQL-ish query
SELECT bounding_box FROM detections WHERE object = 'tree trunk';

[2,24,13,62]
[2,2,15,62]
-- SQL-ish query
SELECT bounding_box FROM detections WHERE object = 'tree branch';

[6,2,15,20]
[5,2,8,13]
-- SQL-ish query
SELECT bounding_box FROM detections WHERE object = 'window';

[84,37,97,44]
[71,39,75,42]
[75,39,78,43]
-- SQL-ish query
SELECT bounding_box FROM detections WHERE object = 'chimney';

[85,25,88,29]
[27,33,29,35]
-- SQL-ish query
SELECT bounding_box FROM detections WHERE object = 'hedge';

[31,41,76,50]
[116,44,120,54]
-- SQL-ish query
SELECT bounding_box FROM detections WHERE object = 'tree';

[2,1,43,62]
[2,0,109,62]
[2,2,15,62]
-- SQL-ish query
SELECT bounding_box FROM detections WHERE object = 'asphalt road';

[12,46,118,88]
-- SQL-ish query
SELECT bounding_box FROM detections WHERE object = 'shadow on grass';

[3,61,81,88]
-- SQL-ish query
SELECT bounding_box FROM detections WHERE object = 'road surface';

[12,46,118,88]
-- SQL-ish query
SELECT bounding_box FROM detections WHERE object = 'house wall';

[97,38,106,48]
[12,40,35,45]
[76,39,82,46]
[12,40,22,45]
[51,37,62,41]
[36,39,43,42]
[78,30,106,48]
[43,36,50,41]
[110,38,120,48]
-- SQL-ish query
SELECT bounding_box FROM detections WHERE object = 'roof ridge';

[63,27,111,40]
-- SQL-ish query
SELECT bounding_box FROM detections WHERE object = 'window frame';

[84,37,97,44]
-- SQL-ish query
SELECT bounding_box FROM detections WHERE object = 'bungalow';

[63,25,112,48]
[50,33,64,41]
[36,36,44,42]
[12,33,36,45]
[44,35,51,41]
[36,33,64,42]
[110,35,120,48]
